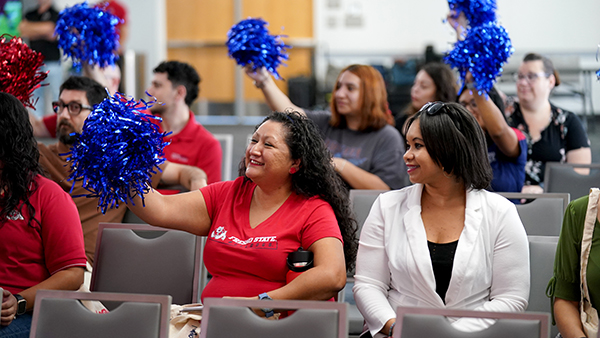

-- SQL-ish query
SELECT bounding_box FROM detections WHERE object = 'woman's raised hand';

[447,10,468,41]
[244,65,271,86]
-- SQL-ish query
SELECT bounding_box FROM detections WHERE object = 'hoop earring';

[442,168,452,179]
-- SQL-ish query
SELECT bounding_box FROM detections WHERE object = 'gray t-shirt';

[306,110,408,190]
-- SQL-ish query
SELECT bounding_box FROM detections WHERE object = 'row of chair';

[30,290,552,338]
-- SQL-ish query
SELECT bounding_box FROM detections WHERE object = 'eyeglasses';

[459,99,477,110]
[52,101,94,116]
[513,72,550,82]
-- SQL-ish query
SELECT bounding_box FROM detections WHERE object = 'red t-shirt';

[159,111,222,184]
[0,175,87,294]
[43,114,57,138]
[200,177,343,301]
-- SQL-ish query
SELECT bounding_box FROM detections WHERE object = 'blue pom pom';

[226,18,291,79]
[448,0,496,27]
[445,22,514,93]
[596,68,600,81]
[65,93,170,214]
[55,1,122,70]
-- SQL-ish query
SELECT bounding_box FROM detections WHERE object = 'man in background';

[19,0,62,117]
[147,61,222,184]
[38,76,207,263]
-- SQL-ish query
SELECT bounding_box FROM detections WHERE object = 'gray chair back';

[395,306,549,338]
[349,189,387,237]
[213,133,234,181]
[91,223,205,308]
[200,298,348,338]
[497,193,569,236]
[544,162,600,200]
[527,236,559,338]
[30,290,171,338]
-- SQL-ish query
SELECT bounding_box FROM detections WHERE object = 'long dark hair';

[239,111,358,271]
[0,92,44,227]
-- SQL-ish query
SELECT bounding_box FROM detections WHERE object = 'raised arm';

[244,66,305,114]
[127,188,211,236]
[471,88,520,158]
[447,10,468,41]
[128,162,210,235]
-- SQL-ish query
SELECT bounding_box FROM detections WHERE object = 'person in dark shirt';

[18,0,63,117]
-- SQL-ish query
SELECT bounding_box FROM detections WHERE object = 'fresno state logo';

[7,210,24,221]
[210,226,227,241]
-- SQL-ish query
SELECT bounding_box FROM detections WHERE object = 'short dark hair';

[60,76,109,106]
[239,111,358,272]
[0,92,44,228]
[523,53,561,86]
[153,61,201,106]
[404,102,492,190]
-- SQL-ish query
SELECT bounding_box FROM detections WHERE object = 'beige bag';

[169,304,203,338]
[580,188,599,338]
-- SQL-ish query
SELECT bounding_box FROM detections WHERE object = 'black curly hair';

[0,92,44,227]
[239,111,358,272]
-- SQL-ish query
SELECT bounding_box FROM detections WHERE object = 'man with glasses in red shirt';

[37,76,207,264]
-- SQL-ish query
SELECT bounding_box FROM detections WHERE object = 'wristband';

[258,292,274,318]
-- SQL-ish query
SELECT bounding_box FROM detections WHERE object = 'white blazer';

[353,184,530,337]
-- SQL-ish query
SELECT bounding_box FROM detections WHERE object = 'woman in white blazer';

[353,102,530,338]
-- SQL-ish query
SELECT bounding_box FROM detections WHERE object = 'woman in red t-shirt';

[127,111,357,312]
[0,93,87,338]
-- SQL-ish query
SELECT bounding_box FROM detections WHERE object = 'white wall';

[314,0,600,72]
[314,0,600,112]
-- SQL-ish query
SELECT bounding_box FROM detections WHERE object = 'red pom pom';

[0,35,48,109]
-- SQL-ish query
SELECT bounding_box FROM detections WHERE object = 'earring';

[442,167,452,179]
[289,167,298,174]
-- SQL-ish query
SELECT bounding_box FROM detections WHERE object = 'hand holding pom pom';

[227,18,290,79]
[55,1,121,70]
[447,0,496,27]
[445,22,514,93]
[0,35,48,109]
[65,93,170,213]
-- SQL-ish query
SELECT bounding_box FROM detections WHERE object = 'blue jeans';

[0,313,32,338]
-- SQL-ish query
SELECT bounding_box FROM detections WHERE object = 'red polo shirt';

[160,111,222,184]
